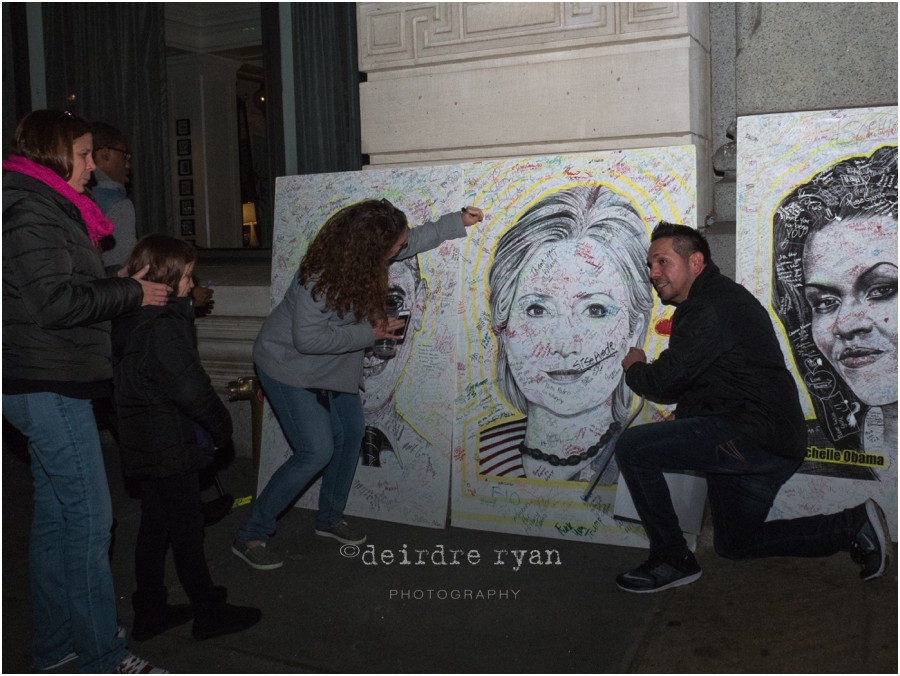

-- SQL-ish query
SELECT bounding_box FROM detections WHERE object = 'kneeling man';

[615,222,889,593]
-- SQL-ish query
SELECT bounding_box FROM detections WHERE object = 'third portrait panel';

[736,106,898,537]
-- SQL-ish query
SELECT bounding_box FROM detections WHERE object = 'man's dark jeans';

[616,416,856,562]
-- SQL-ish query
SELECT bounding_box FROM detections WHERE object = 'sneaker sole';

[40,625,125,669]
[313,529,367,545]
[231,544,283,570]
[39,652,78,671]
[862,499,889,581]
[616,570,702,594]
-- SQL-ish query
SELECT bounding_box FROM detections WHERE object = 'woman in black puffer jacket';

[112,234,260,642]
[2,110,170,674]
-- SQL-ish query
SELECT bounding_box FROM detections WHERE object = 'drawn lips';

[546,363,597,382]
[838,347,883,369]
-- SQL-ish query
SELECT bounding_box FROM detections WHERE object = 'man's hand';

[461,207,484,227]
[621,347,647,372]
[131,264,171,307]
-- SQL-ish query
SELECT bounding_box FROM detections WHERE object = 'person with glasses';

[90,121,136,267]
[232,199,483,570]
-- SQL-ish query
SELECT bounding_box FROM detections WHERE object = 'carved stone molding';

[358,2,697,71]
[196,315,265,390]
[165,3,262,54]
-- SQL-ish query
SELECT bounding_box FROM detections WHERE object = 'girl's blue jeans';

[239,367,366,543]
[3,392,128,673]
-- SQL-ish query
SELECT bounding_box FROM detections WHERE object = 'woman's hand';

[373,317,406,341]
[131,264,172,306]
[461,206,484,227]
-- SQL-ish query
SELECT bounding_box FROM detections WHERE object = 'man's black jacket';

[626,261,807,459]
[112,297,232,479]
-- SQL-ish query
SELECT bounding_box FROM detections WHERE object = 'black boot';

[191,587,261,640]
[131,586,194,641]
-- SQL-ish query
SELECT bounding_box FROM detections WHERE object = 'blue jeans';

[615,416,856,562]
[3,393,128,673]
[239,367,366,542]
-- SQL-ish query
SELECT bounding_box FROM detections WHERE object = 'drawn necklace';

[518,421,621,466]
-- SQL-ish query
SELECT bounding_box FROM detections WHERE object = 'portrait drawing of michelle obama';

[771,145,897,482]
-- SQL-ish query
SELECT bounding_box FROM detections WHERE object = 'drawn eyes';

[584,303,609,319]
[868,282,896,302]
[522,302,615,320]
[806,293,840,315]
[805,281,897,315]
[387,292,407,311]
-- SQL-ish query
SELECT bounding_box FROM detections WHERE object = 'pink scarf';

[3,155,114,245]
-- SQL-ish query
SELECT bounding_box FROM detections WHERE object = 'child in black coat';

[112,235,260,641]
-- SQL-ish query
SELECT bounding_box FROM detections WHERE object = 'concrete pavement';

[2,426,896,673]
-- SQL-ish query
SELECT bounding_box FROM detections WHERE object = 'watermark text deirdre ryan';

[340,544,561,572]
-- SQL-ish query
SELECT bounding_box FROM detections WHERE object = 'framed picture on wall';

[180,219,195,237]
[180,200,194,216]
[178,159,192,176]
[177,139,191,156]
[175,119,191,136]
[179,179,193,196]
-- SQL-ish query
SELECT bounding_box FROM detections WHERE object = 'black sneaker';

[850,499,889,581]
[314,519,366,545]
[616,552,702,593]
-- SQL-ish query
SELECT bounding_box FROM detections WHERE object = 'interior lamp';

[242,202,259,247]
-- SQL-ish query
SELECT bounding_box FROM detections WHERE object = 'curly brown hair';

[299,199,408,322]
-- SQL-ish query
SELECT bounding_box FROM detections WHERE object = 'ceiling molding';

[165,2,262,53]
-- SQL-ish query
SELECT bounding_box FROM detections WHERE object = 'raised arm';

[398,206,483,260]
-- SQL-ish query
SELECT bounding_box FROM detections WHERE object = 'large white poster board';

[450,148,700,546]
[736,107,898,538]
[258,167,463,528]
[260,148,704,546]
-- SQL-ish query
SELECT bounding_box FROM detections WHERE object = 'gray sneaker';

[232,540,283,570]
[850,499,890,581]
[314,519,367,545]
